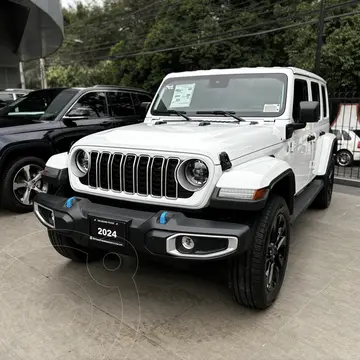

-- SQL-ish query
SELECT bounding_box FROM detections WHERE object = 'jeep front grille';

[80,152,193,199]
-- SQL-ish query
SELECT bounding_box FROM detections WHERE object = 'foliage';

[29,0,360,93]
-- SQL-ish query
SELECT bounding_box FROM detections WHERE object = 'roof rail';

[92,85,121,88]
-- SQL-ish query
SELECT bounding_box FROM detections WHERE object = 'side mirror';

[299,101,320,123]
[65,107,91,118]
[139,102,151,117]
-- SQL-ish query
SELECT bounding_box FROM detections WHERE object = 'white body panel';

[46,152,68,169]
[216,157,291,190]
[74,122,283,164]
[313,133,336,176]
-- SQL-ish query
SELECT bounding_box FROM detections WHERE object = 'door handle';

[307,134,316,142]
[319,131,325,136]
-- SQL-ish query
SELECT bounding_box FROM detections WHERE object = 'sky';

[61,0,103,8]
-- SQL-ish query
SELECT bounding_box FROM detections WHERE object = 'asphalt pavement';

[0,188,360,359]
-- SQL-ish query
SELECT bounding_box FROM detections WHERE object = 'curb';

[334,176,360,188]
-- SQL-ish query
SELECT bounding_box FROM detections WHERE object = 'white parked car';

[331,128,360,166]
[33,67,336,309]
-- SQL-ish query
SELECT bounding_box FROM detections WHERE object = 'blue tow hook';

[65,197,76,209]
[159,211,168,224]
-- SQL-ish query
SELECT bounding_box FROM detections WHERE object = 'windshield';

[0,88,75,121]
[39,88,81,120]
[151,73,288,118]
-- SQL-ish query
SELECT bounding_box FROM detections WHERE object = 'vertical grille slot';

[151,157,165,197]
[99,153,111,189]
[123,155,136,193]
[89,152,99,187]
[165,158,180,198]
[111,154,123,191]
[137,156,150,195]
[83,151,193,200]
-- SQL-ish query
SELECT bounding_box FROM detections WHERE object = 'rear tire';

[312,154,335,209]
[48,231,103,263]
[336,149,353,167]
[229,195,290,309]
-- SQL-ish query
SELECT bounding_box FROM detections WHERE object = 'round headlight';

[75,150,89,175]
[184,160,209,187]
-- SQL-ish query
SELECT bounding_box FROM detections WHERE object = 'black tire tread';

[48,231,101,263]
[229,195,289,309]
[312,155,335,209]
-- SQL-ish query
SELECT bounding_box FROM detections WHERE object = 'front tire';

[1,156,48,213]
[48,231,103,263]
[229,195,290,309]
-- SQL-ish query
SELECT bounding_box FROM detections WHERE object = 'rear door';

[289,77,313,193]
[106,91,143,128]
[53,91,113,152]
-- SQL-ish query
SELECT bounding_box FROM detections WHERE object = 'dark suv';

[0,85,152,212]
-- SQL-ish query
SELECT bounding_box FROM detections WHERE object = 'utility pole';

[19,61,26,89]
[315,0,326,74]
[39,58,47,89]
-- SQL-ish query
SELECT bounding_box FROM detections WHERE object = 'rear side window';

[342,130,351,140]
[332,129,342,140]
[293,79,308,121]
[321,85,328,117]
[108,92,135,116]
[311,82,320,103]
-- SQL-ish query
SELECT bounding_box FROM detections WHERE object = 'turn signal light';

[253,188,267,200]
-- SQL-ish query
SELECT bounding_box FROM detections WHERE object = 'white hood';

[74,122,283,164]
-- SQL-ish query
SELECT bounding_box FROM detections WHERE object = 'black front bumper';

[34,194,251,260]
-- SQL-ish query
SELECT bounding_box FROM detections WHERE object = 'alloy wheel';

[265,213,288,293]
[337,152,351,166]
[12,164,48,206]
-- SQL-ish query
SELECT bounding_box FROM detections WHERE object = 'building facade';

[0,0,64,88]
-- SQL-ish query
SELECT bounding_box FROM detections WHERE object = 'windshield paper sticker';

[170,83,195,108]
[263,104,280,112]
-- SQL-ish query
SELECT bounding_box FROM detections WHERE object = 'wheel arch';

[313,133,337,176]
[0,141,55,174]
[213,156,296,214]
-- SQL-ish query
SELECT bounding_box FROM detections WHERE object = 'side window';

[311,82,321,120]
[133,93,153,113]
[292,79,308,121]
[311,82,320,103]
[342,130,351,141]
[321,85,328,118]
[108,92,135,116]
[70,92,107,118]
[332,129,342,140]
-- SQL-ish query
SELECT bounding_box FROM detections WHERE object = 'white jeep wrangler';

[34,67,336,309]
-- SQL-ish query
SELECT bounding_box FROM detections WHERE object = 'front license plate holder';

[89,216,130,246]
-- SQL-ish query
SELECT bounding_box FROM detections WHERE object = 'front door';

[51,91,112,153]
[288,77,313,194]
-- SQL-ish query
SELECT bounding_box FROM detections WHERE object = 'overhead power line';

[56,0,303,58]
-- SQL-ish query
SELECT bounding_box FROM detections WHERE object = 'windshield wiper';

[196,111,246,123]
[153,110,192,121]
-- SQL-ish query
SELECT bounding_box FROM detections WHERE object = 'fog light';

[181,236,195,250]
